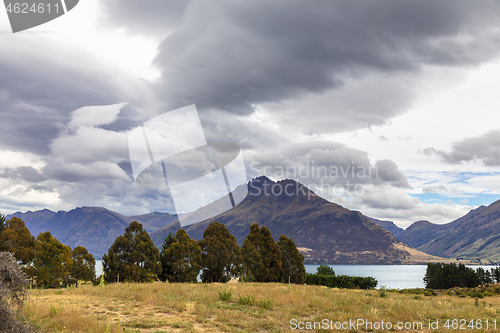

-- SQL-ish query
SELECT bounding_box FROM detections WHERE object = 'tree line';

[0,214,95,288]
[424,263,500,289]
[0,213,306,287]
[102,221,307,284]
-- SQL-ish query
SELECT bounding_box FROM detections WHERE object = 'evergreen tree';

[30,231,73,288]
[199,221,240,283]
[278,235,306,284]
[241,237,263,282]
[491,267,500,283]
[162,229,201,282]
[103,221,160,283]
[241,223,282,282]
[71,246,96,287]
[161,232,176,253]
[476,267,493,285]
[0,217,36,266]
[260,225,282,282]
[0,213,5,233]
[316,264,335,276]
[159,232,176,282]
[424,263,480,289]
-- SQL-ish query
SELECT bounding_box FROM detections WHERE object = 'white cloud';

[68,103,127,128]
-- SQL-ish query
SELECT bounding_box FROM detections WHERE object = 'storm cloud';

[145,0,500,118]
[425,129,500,166]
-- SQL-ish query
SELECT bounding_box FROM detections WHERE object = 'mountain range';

[8,207,178,259]
[395,200,500,262]
[9,176,499,264]
[149,176,432,264]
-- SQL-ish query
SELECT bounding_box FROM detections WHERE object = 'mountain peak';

[248,176,318,199]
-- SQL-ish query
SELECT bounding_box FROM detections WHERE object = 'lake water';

[304,265,427,289]
[95,261,498,289]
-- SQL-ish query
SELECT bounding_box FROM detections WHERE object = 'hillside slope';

[151,176,432,264]
[416,201,500,260]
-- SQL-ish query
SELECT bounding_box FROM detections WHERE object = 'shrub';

[259,298,273,309]
[218,289,232,301]
[378,286,388,298]
[238,295,255,305]
[305,273,377,289]
[0,252,34,332]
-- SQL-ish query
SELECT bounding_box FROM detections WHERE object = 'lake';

[305,264,427,289]
[94,261,498,289]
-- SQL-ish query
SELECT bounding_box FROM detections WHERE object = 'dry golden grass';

[22,282,500,332]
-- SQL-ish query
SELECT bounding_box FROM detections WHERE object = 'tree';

[0,213,5,233]
[491,267,500,283]
[71,246,96,287]
[241,237,264,282]
[258,225,282,282]
[241,223,282,282]
[0,217,36,265]
[162,229,201,282]
[278,235,306,284]
[159,232,176,282]
[199,221,240,283]
[30,231,73,288]
[103,221,160,283]
[424,263,480,289]
[476,267,493,285]
[316,264,335,276]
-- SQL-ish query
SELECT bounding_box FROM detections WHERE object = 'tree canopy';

[241,223,282,282]
[0,217,36,265]
[30,231,73,288]
[161,229,201,282]
[103,221,160,283]
[316,264,335,276]
[278,235,306,284]
[0,213,5,233]
[71,246,96,287]
[423,263,492,289]
[199,221,241,283]
[159,232,176,282]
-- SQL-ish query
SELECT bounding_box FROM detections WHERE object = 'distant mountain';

[410,201,500,260]
[396,220,450,249]
[8,207,177,259]
[151,176,434,264]
[369,217,404,237]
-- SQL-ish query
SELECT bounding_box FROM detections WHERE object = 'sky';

[1,0,500,228]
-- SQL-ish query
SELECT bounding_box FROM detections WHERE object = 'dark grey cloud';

[0,166,46,183]
[136,0,500,119]
[0,37,136,155]
[99,0,191,37]
[248,141,410,189]
[425,129,500,166]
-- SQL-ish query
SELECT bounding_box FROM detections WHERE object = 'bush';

[0,252,34,332]
[305,273,377,289]
[218,289,232,301]
[259,298,273,309]
[238,295,255,305]
[378,286,388,298]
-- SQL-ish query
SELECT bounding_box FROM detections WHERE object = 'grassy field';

[22,282,500,333]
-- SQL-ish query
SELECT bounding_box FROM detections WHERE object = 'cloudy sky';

[1,0,500,228]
